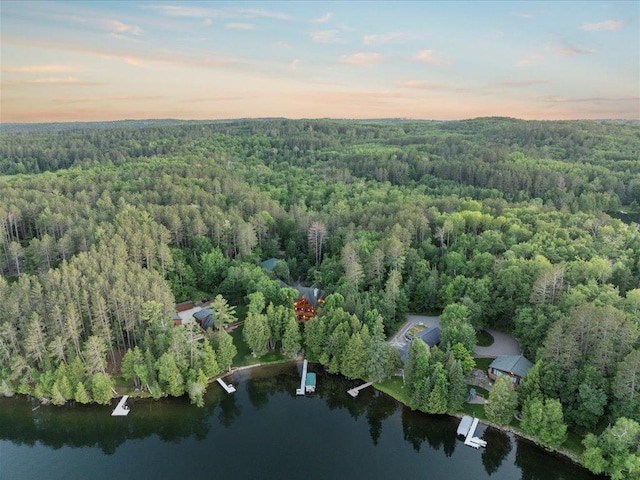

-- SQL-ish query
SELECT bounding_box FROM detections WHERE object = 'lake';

[0,364,601,480]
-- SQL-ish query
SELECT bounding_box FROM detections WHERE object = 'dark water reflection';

[0,364,602,480]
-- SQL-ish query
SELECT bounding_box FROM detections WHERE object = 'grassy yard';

[374,376,410,405]
[473,357,494,371]
[476,330,494,347]
[229,324,288,367]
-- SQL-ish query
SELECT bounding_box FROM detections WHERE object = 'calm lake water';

[0,364,601,480]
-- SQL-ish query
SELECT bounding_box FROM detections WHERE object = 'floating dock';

[217,378,236,394]
[111,395,130,416]
[347,381,373,398]
[296,359,308,395]
[457,415,486,448]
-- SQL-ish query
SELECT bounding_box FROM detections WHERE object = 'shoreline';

[5,359,586,471]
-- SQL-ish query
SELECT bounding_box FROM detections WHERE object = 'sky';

[1,1,639,122]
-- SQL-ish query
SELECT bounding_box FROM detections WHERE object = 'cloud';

[143,5,291,21]
[414,50,450,65]
[52,94,167,105]
[6,65,80,73]
[203,18,213,26]
[225,22,255,30]
[339,52,381,66]
[512,12,537,19]
[556,44,594,57]
[23,77,103,86]
[363,32,404,46]
[276,41,292,48]
[312,30,345,44]
[109,20,143,36]
[312,12,333,23]
[399,80,447,90]
[491,80,548,88]
[291,59,300,70]
[582,20,625,31]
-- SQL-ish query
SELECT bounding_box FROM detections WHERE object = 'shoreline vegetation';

[1,118,639,479]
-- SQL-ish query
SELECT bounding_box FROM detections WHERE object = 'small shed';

[305,372,316,393]
[176,300,195,312]
[488,355,533,385]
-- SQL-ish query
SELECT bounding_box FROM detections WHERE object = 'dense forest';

[1,118,639,478]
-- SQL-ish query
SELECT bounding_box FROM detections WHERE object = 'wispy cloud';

[516,54,543,67]
[312,30,345,44]
[52,94,167,105]
[6,64,80,73]
[491,80,548,88]
[582,20,625,31]
[555,43,594,57]
[363,32,404,46]
[312,12,333,23]
[276,41,292,48]
[225,22,255,30]
[414,50,450,66]
[109,20,143,36]
[339,52,381,66]
[399,80,447,90]
[22,77,103,86]
[291,59,300,70]
[143,5,291,21]
[512,12,537,19]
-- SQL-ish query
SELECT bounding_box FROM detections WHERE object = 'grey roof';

[293,282,326,307]
[416,326,441,347]
[489,355,533,378]
[261,258,279,271]
[193,308,214,321]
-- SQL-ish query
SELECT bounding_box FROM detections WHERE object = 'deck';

[296,359,308,395]
[347,381,373,398]
[460,417,487,449]
[111,395,130,416]
[216,378,236,394]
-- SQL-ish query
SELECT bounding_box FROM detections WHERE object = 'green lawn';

[476,330,494,347]
[374,376,410,405]
[473,357,494,371]
[229,324,288,367]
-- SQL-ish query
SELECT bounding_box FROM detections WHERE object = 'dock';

[457,416,486,448]
[111,395,130,416]
[296,359,308,395]
[347,381,373,398]
[217,378,236,394]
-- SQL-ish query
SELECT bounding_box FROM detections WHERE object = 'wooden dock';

[296,359,308,395]
[111,395,130,416]
[347,382,373,398]
[217,378,236,394]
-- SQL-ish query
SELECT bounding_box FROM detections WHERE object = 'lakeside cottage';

[487,355,533,385]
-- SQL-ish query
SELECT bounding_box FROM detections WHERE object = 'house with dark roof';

[414,326,441,348]
[397,327,441,363]
[193,308,216,331]
[487,355,533,385]
[260,258,280,272]
[292,282,326,322]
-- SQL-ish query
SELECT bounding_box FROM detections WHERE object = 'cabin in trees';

[292,282,326,322]
[193,308,216,331]
[397,327,441,363]
[487,355,533,385]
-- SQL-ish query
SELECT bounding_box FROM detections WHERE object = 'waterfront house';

[487,355,533,385]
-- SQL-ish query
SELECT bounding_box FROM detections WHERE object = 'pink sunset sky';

[1,1,638,123]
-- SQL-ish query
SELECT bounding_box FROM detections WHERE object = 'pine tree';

[485,377,518,426]
[427,364,449,414]
[213,329,237,372]
[281,314,302,359]
[74,381,91,404]
[447,360,467,414]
